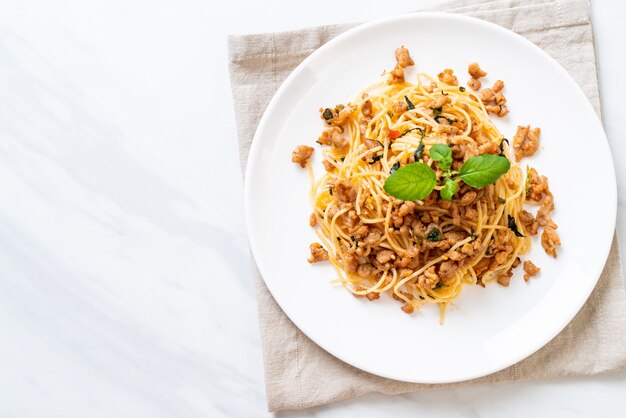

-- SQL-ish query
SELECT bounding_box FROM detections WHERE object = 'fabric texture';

[228,0,626,411]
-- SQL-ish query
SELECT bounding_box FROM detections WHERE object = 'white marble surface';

[0,1,624,417]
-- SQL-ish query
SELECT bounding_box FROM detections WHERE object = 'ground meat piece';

[364,229,382,245]
[357,263,373,278]
[519,209,539,236]
[395,245,419,269]
[494,91,506,105]
[365,292,380,301]
[479,141,499,155]
[387,64,405,84]
[468,62,487,78]
[376,249,396,264]
[317,127,342,146]
[309,213,317,227]
[480,88,496,102]
[291,145,314,167]
[328,105,354,127]
[526,167,550,202]
[497,268,514,287]
[492,79,505,92]
[395,46,415,68]
[523,260,541,281]
[417,266,440,289]
[496,105,509,117]
[458,190,477,206]
[439,260,457,280]
[361,99,373,117]
[536,195,557,229]
[308,243,328,263]
[513,125,541,162]
[333,180,357,203]
[322,159,334,171]
[351,224,369,238]
[344,252,359,273]
[362,138,379,149]
[438,68,458,85]
[428,94,448,109]
[392,100,407,114]
[467,78,481,91]
[401,303,414,314]
[398,201,416,217]
[541,228,560,258]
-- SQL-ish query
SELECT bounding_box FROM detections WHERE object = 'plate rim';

[243,12,617,383]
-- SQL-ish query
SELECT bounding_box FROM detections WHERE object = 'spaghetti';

[293,48,558,321]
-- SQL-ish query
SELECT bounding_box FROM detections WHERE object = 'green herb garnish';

[322,108,333,121]
[459,86,466,92]
[507,215,525,237]
[400,127,425,138]
[433,107,442,116]
[459,154,510,188]
[499,138,509,156]
[413,141,425,161]
[369,154,383,165]
[440,178,459,201]
[427,228,441,242]
[382,162,436,201]
[390,161,400,174]
[429,143,453,171]
[384,144,510,201]
[404,96,415,110]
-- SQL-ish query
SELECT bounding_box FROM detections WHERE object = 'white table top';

[1,1,624,417]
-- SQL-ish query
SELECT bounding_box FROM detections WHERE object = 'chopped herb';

[414,141,425,161]
[327,186,333,196]
[427,228,441,242]
[497,197,506,204]
[507,215,525,237]
[387,110,394,118]
[390,162,400,174]
[337,237,341,241]
[441,91,448,96]
[470,227,477,241]
[369,154,383,165]
[375,140,385,148]
[322,108,333,121]
[486,248,493,256]
[404,96,415,110]
[350,236,355,241]
[315,139,322,145]
[433,107,443,116]
[400,127,425,138]
[459,86,466,92]
[499,138,509,156]
[340,157,345,162]
[434,283,443,290]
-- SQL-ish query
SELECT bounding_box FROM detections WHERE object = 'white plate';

[244,13,616,383]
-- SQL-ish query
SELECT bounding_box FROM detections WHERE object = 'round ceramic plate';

[244,13,616,383]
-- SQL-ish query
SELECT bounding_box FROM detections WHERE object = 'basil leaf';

[400,127,425,138]
[389,161,400,174]
[430,143,453,171]
[459,154,510,188]
[440,178,459,201]
[499,138,509,156]
[427,227,441,242]
[368,154,383,165]
[383,162,436,201]
[507,215,525,237]
[404,96,415,110]
[413,141,425,161]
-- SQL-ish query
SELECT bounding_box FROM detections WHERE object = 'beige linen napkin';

[228,0,626,411]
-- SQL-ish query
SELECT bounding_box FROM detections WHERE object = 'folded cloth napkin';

[228,0,626,411]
